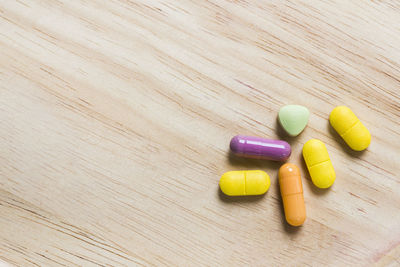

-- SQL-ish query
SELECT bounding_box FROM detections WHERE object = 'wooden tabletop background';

[1,1,400,266]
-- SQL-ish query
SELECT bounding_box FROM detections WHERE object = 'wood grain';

[1,0,400,266]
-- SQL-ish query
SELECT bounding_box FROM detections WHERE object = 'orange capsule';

[279,163,306,226]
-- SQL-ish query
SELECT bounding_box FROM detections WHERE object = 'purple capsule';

[230,135,291,161]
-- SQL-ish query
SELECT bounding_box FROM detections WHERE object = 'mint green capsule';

[278,105,310,136]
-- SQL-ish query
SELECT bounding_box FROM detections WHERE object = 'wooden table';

[1,1,400,266]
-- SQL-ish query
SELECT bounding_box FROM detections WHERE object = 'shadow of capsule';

[226,151,283,170]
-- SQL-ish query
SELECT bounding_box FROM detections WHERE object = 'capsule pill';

[329,106,371,151]
[230,135,291,161]
[279,163,306,226]
[303,139,336,189]
[219,170,271,196]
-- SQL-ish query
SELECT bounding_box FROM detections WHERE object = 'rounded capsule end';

[229,135,243,155]
[279,141,292,161]
[279,163,300,178]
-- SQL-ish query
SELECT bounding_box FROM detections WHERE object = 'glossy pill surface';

[303,139,336,189]
[230,135,291,161]
[279,163,306,226]
[329,106,371,151]
[219,170,271,196]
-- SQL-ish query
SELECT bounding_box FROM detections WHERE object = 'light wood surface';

[1,1,400,266]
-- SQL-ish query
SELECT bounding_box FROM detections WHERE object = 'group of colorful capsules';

[219,105,371,226]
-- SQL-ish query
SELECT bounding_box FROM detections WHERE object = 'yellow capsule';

[302,139,336,189]
[219,170,270,196]
[329,106,371,151]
